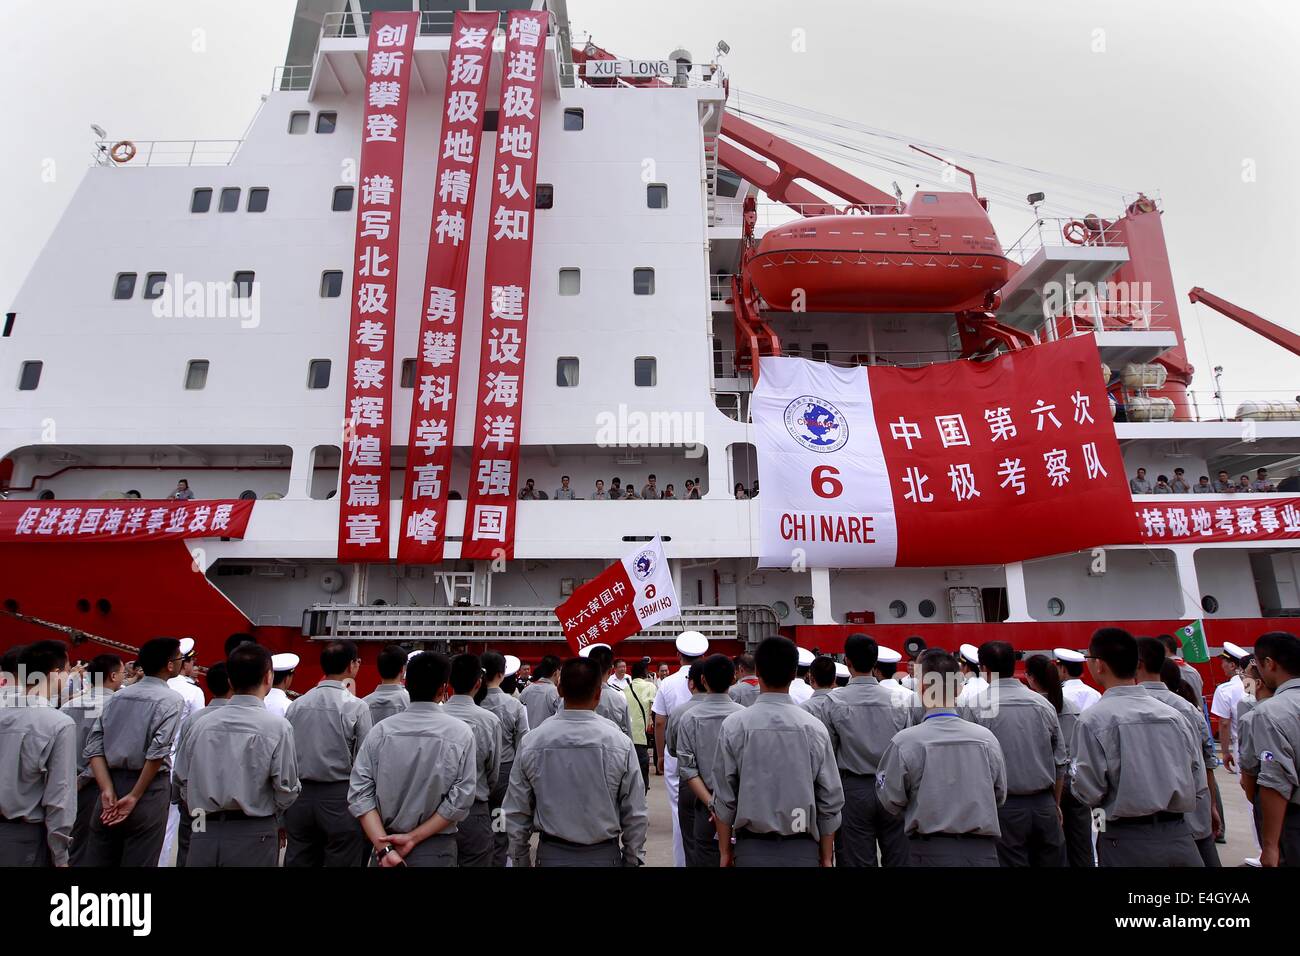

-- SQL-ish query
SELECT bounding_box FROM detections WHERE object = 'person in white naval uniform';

[651,631,709,867]
[788,646,816,704]
[1211,642,1250,773]
[876,646,919,707]
[955,643,988,707]
[265,653,299,718]
[160,638,206,866]
[1054,647,1101,712]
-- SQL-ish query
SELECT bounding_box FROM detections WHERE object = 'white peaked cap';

[676,631,709,657]
[1222,642,1249,662]
[407,649,423,662]
[579,642,612,658]
[1053,647,1086,663]
[959,643,980,665]
[178,637,196,657]
[876,646,903,665]
[503,655,521,677]
[271,652,300,672]
[834,662,850,679]
[797,647,816,667]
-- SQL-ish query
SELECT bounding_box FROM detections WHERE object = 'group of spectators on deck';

[1130,466,1299,495]
[519,475,760,500]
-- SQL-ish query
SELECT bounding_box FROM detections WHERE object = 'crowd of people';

[1129,465,1298,494]
[517,474,738,500]
[1,626,1296,868]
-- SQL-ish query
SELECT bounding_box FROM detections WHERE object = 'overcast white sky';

[2,0,1296,407]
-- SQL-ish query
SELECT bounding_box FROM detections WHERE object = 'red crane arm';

[1187,287,1300,358]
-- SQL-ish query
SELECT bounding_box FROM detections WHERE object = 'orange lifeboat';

[748,191,1011,313]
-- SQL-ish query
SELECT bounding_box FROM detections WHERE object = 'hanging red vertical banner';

[396,10,499,563]
[461,9,548,561]
[336,11,419,562]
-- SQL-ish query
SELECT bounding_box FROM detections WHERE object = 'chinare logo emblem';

[784,395,848,453]
[632,549,657,580]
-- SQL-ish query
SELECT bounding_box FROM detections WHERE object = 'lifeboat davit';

[749,191,1012,313]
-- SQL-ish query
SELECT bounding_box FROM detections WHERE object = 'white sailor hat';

[503,655,521,678]
[1221,642,1249,663]
[796,646,816,667]
[675,631,709,657]
[271,652,300,673]
[876,646,903,665]
[834,662,850,680]
[407,649,423,662]
[1053,647,1086,664]
[579,642,612,658]
[178,637,196,658]
[959,643,980,666]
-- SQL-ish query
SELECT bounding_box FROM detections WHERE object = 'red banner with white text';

[0,500,253,543]
[335,11,419,562]
[555,537,680,654]
[396,11,498,563]
[1133,497,1300,544]
[461,10,548,560]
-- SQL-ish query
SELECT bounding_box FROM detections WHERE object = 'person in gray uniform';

[877,648,1007,866]
[1135,637,1222,867]
[675,654,743,867]
[826,634,914,867]
[1157,634,1205,705]
[666,660,706,866]
[729,654,760,707]
[82,637,185,867]
[363,644,410,725]
[504,657,646,867]
[800,656,838,729]
[442,654,503,868]
[962,641,1067,867]
[519,655,562,730]
[59,653,122,866]
[1069,627,1203,867]
[478,651,529,867]
[712,637,844,867]
[284,640,372,867]
[566,644,632,738]
[1248,631,1300,866]
[0,641,77,867]
[1023,654,1093,867]
[349,652,477,868]
[174,643,301,866]
[173,661,234,868]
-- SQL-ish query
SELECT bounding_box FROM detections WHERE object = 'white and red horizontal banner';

[1134,498,1300,544]
[555,537,680,655]
[0,500,253,543]
[754,336,1138,568]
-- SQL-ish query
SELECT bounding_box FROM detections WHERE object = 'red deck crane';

[1186,287,1300,359]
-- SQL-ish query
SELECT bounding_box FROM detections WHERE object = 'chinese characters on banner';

[753,336,1139,568]
[555,537,680,654]
[461,10,549,560]
[335,11,419,562]
[396,10,499,563]
[1135,497,1300,544]
[0,500,254,544]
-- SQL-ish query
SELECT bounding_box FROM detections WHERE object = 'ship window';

[219,187,241,213]
[536,184,554,209]
[320,271,343,298]
[634,357,657,387]
[316,111,337,134]
[922,194,939,204]
[558,268,580,295]
[1201,594,1219,614]
[113,273,137,300]
[232,271,255,298]
[332,186,354,211]
[918,598,937,618]
[191,188,213,213]
[647,183,668,208]
[484,110,499,132]
[184,360,210,390]
[1046,597,1065,617]
[556,357,579,387]
[563,108,585,131]
[143,273,168,300]
[18,361,42,391]
[400,359,416,388]
[307,360,331,389]
[888,600,907,619]
[247,187,269,213]
[288,111,310,134]
[633,268,655,295]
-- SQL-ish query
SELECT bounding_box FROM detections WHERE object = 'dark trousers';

[536,835,622,867]
[187,814,279,867]
[906,833,999,867]
[996,791,1066,867]
[1196,834,1222,867]
[81,769,170,868]
[678,783,702,867]
[1096,816,1203,867]
[488,761,511,867]
[284,780,366,867]
[634,744,650,793]
[455,801,494,868]
[733,831,819,867]
[69,783,98,866]
[1060,788,1094,867]
[836,772,909,867]
[177,800,192,868]
[399,832,457,867]
[0,819,51,867]
[692,798,721,867]
[1282,804,1300,867]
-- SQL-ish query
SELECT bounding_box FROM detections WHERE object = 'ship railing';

[711,345,958,381]
[558,62,724,89]
[92,139,243,168]
[1041,302,1168,339]
[321,10,506,39]
[712,198,901,231]
[274,64,314,92]
[1004,216,1126,264]
[709,273,736,301]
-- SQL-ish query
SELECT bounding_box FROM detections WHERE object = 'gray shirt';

[826,676,914,776]
[553,486,576,500]
[60,687,114,781]
[442,695,503,804]
[503,709,647,866]
[1248,677,1300,805]
[347,701,477,834]
[286,680,373,783]
[479,686,529,765]
[84,675,185,773]
[363,684,409,725]
[665,694,702,757]
[1177,662,1204,704]
[1140,681,1214,840]
[674,693,743,793]
[963,678,1067,795]
[712,692,844,839]
[729,679,760,707]
[173,696,300,817]
[1068,684,1200,819]
[800,688,837,730]
[519,680,560,731]
[1129,477,1153,494]
[0,696,77,865]
[877,712,1007,837]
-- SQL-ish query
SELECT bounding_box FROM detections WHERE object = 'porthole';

[888,599,907,619]
[1201,595,1219,614]
[1047,597,1065,617]
[918,599,936,618]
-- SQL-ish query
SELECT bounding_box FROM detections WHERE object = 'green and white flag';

[1177,620,1211,664]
